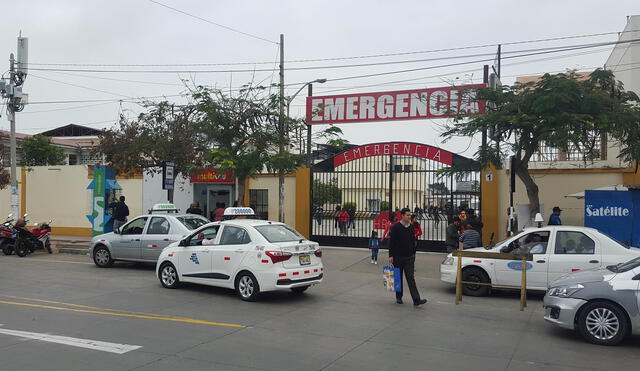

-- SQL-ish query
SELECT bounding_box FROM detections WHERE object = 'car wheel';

[290,285,310,294]
[461,267,490,296]
[159,262,180,289]
[236,272,260,302]
[577,301,629,346]
[93,246,114,268]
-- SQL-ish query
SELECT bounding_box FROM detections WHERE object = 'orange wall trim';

[51,227,93,237]
[481,165,499,247]
[295,167,311,239]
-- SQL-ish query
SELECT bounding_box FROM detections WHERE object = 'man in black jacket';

[388,208,427,306]
[109,196,129,231]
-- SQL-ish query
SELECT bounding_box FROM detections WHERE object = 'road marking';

[0,295,193,320]
[0,325,142,354]
[0,258,93,265]
[0,300,245,328]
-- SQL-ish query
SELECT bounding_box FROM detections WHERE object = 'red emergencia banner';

[190,169,235,184]
[333,142,453,168]
[306,84,486,124]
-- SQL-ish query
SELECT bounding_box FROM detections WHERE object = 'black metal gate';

[311,142,480,252]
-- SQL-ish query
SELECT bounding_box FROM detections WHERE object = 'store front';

[191,169,236,219]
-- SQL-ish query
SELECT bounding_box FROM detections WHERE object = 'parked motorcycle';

[13,215,53,257]
[0,214,16,255]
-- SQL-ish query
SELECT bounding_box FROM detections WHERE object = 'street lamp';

[285,78,326,166]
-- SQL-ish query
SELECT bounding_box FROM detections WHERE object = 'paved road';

[0,249,638,371]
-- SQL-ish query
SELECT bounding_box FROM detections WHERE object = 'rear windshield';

[255,224,303,243]
[177,216,209,230]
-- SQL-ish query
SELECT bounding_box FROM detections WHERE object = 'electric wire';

[147,0,277,45]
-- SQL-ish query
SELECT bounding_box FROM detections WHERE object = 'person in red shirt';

[338,208,350,235]
[382,212,396,243]
[411,214,422,244]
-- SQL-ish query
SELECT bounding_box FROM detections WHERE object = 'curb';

[58,248,89,255]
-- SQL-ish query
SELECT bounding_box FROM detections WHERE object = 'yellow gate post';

[520,255,528,311]
[455,246,463,304]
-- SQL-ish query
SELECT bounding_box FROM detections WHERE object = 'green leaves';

[20,134,66,167]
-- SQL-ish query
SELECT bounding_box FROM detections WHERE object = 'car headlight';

[442,256,454,265]
[547,284,584,298]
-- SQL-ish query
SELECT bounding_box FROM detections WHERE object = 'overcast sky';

[1,0,638,158]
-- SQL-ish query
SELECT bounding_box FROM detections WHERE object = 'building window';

[249,189,268,220]
[68,154,78,165]
[534,135,605,162]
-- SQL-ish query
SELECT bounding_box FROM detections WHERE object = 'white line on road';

[0,325,142,354]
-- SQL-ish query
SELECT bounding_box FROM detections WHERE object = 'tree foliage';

[312,178,342,207]
[0,133,10,189]
[443,69,640,218]
[20,134,66,166]
[97,102,205,176]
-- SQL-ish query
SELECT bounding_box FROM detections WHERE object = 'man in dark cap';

[548,206,562,225]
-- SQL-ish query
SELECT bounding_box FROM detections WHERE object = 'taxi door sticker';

[507,261,533,271]
[190,252,200,264]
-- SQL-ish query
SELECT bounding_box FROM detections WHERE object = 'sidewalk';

[51,235,92,255]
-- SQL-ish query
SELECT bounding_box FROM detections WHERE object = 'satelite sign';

[306,84,485,125]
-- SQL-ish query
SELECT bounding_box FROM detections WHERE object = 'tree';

[20,134,66,166]
[443,69,640,218]
[97,102,206,177]
[429,182,450,195]
[312,179,341,207]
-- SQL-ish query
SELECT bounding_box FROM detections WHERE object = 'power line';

[40,70,186,86]
[25,28,640,67]
[21,101,117,114]
[26,38,637,78]
[147,0,277,45]
[29,73,135,98]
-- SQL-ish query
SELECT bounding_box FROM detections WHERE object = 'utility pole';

[306,83,313,167]
[278,34,286,223]
[2,35,28,218]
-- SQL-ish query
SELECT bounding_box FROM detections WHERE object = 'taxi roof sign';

[223,207,256,216]
[149,203,179,214]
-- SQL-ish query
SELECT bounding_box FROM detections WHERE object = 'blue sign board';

[584,190,640,247]
[162,161,175,190]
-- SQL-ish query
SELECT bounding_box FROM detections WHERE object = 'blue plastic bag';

[383,265,402,292]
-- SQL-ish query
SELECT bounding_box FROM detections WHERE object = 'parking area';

[0,248,638,371]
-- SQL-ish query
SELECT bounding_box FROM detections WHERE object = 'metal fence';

[310,146,480,252]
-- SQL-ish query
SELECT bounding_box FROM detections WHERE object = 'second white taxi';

[441,226,640,296]
[156,210,323,301]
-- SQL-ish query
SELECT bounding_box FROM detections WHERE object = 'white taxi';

[155,208,323,301]
[440,226,640,296]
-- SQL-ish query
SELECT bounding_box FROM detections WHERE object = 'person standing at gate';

[338,207,349,235]
[445,217,461,252]
[411,214,422,247]
[459,220,483,249]
[381,212,395,249]
[109,195,129,231]
[388,208,427,306]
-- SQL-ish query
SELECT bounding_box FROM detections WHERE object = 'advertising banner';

[306,84,486,125]
[584,190,635,246]
[190,169,235,184]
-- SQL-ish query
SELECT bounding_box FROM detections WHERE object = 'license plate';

[299,254,311,265]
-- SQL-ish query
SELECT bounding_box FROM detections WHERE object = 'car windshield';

[607,256,640,273]
[255,224,303,243]
[177,216,209,230]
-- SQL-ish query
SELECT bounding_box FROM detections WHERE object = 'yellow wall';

[295,167,311,238]
[0,165,144,236]
[495,168,625,242]
[247,175,298,228]
[480,166,499,246]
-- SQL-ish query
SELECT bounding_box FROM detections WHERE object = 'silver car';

[543,256,640,345]
[90,212,209,267]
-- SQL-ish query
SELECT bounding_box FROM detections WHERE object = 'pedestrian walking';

[459,220,483,249]
[369,230,380,264]
[548,206,562,225]
[458,208,469,232]
[186,202,203,215]
[388,208,427,306]
[445,217,461,252]
[334,206,341,229]
[315,206,324,225]
[109,195,129,231]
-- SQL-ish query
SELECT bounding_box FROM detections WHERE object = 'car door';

[213,225,252,282]
[178,225,220,283]
[547,230,602,283]
[140,216,174,261]
[494,230,550,289]
[110,217,147,260]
